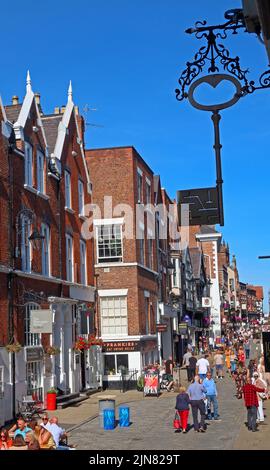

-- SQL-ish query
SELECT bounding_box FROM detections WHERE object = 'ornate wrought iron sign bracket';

[175,9,270,227]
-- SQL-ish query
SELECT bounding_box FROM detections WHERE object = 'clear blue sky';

[1,0,269,311]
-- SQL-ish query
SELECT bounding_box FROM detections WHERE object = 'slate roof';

[5,104,22,123]
[41,114,63,155]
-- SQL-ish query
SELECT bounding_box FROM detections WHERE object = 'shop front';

[102,337,158,389]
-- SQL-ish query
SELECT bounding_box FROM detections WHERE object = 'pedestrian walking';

[187,376,206,433]
[225,347,231,372]
[196,354,210,380]
[230,349,237,374]
[188,352,197,382]
[214,350,224,379]
[242,377,266,432]
[203,371,221,421]
[252,372,267,423]
[175,386,191,433]
[244,339,251,360]
[182,349,192,382]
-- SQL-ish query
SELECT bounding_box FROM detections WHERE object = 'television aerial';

[82,104,104,128]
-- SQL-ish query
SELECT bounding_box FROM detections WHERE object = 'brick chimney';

[12,96,19,105]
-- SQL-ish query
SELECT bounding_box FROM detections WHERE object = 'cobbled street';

[69,374,252,450]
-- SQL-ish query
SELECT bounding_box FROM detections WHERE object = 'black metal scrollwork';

[176,9,270,102]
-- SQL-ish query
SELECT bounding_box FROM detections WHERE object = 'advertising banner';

[143,373,159,396]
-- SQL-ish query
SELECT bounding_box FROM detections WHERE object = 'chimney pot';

[54,107,60,114]
[34,93,41,105]
[61,106,66,113]
[12,95,19,105]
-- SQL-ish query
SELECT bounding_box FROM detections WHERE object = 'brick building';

[86,146,162,387]
[0,74,99,424]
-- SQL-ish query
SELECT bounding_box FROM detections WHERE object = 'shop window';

[104,354,129,375]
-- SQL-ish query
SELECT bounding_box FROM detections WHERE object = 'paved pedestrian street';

[68,373,269,450]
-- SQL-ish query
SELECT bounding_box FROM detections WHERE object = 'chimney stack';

[12,96,19,105]
[34,93,41,105]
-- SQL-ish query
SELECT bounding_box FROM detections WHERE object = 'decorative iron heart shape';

[188,73,242,111]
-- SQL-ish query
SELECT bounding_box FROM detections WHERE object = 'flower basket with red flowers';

[74,336,90,352]
[87,335,103,347]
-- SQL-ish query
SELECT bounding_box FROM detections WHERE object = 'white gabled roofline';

[52,82,91,188]
[0,95,8,121]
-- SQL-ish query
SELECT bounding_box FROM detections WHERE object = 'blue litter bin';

[119,406,130,427]
[103,408,115,430]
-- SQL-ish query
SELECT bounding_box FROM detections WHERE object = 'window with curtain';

[65,170,71,208]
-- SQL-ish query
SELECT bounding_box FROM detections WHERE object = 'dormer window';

[37,151,45,193]
[25,142,33,187]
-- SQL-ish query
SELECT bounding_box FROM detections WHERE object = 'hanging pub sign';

[178,323,188,335]
[156,323,168,333]
[262,332,270,373]
[30,309,52,334]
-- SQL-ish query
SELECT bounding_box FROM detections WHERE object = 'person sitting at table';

[24,431,40,450]
[13,418,32,439]
[45,416,69,449]
[9,435,28,450]
[0,428,13,450]
[34,425,56,449]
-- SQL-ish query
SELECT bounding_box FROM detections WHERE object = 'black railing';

[119,369,138,393]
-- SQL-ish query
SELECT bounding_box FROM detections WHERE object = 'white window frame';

[41,223,50,276]
[138,227,144,265]
[78,179,85,215]
[146,180,151,204]
[80,239,87,285]
[96,224,123,263]
[65,170,71,209]
[21,215,32,272]
[66,234,74,281]
[100,296,128,336]
[37,150,45,193]
[24,303,41,346]
[137,168,143,203]
[24,142,33,187]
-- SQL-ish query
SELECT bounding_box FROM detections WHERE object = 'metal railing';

[119,369,138,393]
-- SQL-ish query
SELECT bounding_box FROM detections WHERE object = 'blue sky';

[1,0,269,311]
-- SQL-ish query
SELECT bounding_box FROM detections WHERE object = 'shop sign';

[30,309,52,334]
[25,347,44,362]
[178,323,188,335]
[156,323,168,332]
[103,341,140,352]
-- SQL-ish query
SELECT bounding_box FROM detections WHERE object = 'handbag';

[258,392,267,400]
[173,411,181,429]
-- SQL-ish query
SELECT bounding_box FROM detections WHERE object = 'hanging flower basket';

[74,336,103,352]
[74,336,90,352]
[45,345,61,356]
[5,342,22,353]
[88,335,103,347]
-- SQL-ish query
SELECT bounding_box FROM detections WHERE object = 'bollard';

[119,406,130,427]
[98,397,116,427]
[103,408,115,430]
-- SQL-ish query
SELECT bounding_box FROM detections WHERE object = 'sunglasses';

[42,418,48,421]
[1,435,6,439]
